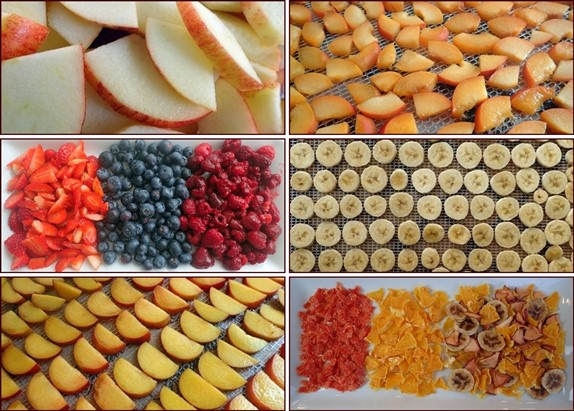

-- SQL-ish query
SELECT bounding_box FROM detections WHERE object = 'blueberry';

[110,161,122,174]
[140,233,151,245]
[121,253,132,264]
[153,255,167,268]
[158,225,169,237]
[110,144,120,154]
[140,203,155,218]
[147,143,159,155]
[134,189,150,204]
[158,140,173,155]
[181,168,192,179]
[171,165,182,177]
[118,139,131,152]
[158,165,173,182]
[145,154,157,168]
[175,232,186,243]
[166,199,179,212]
[135,223,144,236]
[150,177,162,189]
[161,187,173,200]
[103,251,117,264]
[144,221,156,233]
[167,177,176,187]
[120,210,132,222]
[107,200,118,210]
[126,239,139,254]
[143,169,154,181]
[164,230,174,240]
[97,242,109,253]
[169,152,184,166]
[183,146,193,157]
[121,177,132,191]
[174,184,189,199]
[107,176,122,193]
[135,254,145,263]
[135,140,146,151]
[121,192,134,206]
[132,175,144,187]
[156,239,168,251]
[150,190,161,201]
[99,151,114,168]
[168,240,182,256]
[173,209,181,218]
[182,243,192,253]
[105,223,116,231]
[178,253,192,264]
[167,257,179,268]
[147,246,158,258]
[108,232,119,243]
[96,168,110,181]
[172,144,183,153]
[122,222,137,238]
[113,242,125,254]
[106,208,120,223]
[131,160,145,176]
[155,202,166,214]
[97,231,108,242]
[95,221,105,230]
[167,215,181,231]
[137,244,148,255]
[143,260,153,270]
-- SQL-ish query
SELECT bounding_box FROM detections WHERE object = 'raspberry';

[215,179,233,198]
[269,202,281,223]
[201,155,221,174]
[187,156,203,172]
[228,194,248,210]
[191,247,215,269]
[196,200,212,216]
[231,230,246,242]
[257,145,275,160]
[222,139,242,153]
[220,152,235,167]
[188,217,207,234]
[263,240,276,255]
[228,161,249,177]
[225,241,242,258]
[247,231,267,250]
[212,214,228,228]
[260,214,272,224]
[208,193,224,209]
[266,173,282,189]
[5,233,27,256]
[179,216,189,231]
[262,223,282,240]
[182,199,196,216]
[210,242,227,259]
[245,251,257,264]
[254,251,267,264]
[251,153,272,169]
[8,210,24,233]
[236,145,254,162]
[241,212,262,231]
[194,143,212,158]
[229,219,243,231]
[201,229,224,248]
[186,175,207,198]
[223,256,246,270]
[55,143,75,165]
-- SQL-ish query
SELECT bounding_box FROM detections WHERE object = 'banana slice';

[468,249,493,272]
[343,249,369,272]
[315,222,341,247]
[421,247,440,270]
[397,220,421,246]
[483,143,510,170]
[456,316,479,335]
[361,165,388,193]
[318,249,343,272]
[389,192,414,217]
[314,169,337,193]
[470,195,494,221]
[428,142,453,168]
[290,223,315,248]
[566,149,573,165]
[526,297,547,322]
[533,188,549,204]
[417,195,442,220]
[290,142,315,169]
[447,369,474,393]
[390,169,409,190]
[520,227,546,254]
[398,141,424,167]
[496,197,519,221]
[444,195,469,220]
[495,222,520,248]
[490,171,516,196]
[566,209,573,227]
[542,170,567,194]
[370,248,395,272]
[291,171,313,191]
[397,249,418,271]
[364,195,387,217]
[314,195,340,219]
[549,257,573,272]
[463,169,489,194]
[340,194,363,218]
[432,267,450,272]
[338,169,360,192]
[290,195,315,219]
[315,140,343,168]
[438,169,463,194]
[369,219,395,245]
[511,142,536,168]
[566,182,573,203]
[545,219,571,245]
[477,329,505,352]
[519,202,544,227]
[472,223,494,247]
[545,195,570,219]
[545,245,563,262]
[556,139,573,149]
[448,224,471,245]
[526,386,550,400]
[344,141,371,167]
[372,140,397,164]
[342,220,368,246]
[412,168,437,193]
[290,249,315,272]
[541,369,567,394]
[568,166,573,182]
[456,142,482,169]
[442,248,466,272]
[516,168,540,193]
[496,250,521,272]
[423,223,445,243]
[522,254,549,272]
[536,141,562,168]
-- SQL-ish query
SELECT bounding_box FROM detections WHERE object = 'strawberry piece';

[19,199,39,210]
[62,177,82,191]
[45,252,59,268]
[11,253,30,270]
[82,192,103,212]
[55,256,74,272]
[84,213,104,221]
[82,245,99,256]
[22,235,49,257]
[31,221,58,236]
[86,162,98,179]
[71,254,85,271]
[47,208,67,225]
[5,191,24,208]
[27,145,45,174]
[68,141,86,162]
[72,162,87,179]
[87,255,102,270]
[32,209,48,222]
[46,237,64,251]
[59,248,80,258]
[37,192,56,201]
[5,233,27,255]
[28,257,47,269]
[80,220,97,245]
[25,182,54,192]
[49,193,71,214]
[8,211,24,233]
[55,143,76,165]
[8,146,34,167]
[18,208,34,221]
[7,174,27,191]
[29,163,57,183]
[92,179,104,197]
[33,196,53,210]
[45,149,57,162]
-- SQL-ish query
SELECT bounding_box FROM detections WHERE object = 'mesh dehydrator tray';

[1,277,285,410]
[290,1,573,134]
[289,138,573,272]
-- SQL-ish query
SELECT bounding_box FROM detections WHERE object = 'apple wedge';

[453,33,500,54]
[328,35,354,56]
[377,42,396,69]
[1,368,20,400]
[1,12,49,60]
[137,342,178,380]
[395,50,434,72]
[161,326,203,362]
[18,301,48,324]
[27,372,68,411]
[188,278,226,290]
[227,323,268,354]
[116,310,151,343]
[353,21,376,50]
[324,10,349,35]
[290,3,311,26]
[479,55,508,77]
[555,81,573,110]
[511,86,555,115]
[179,369,227,410]
[226,395,257,410]
[92,323,126,355]
[74,337,108,374]
[302,21,325,47]
[210,287,247,315]
[82,82,136,134]
[44,316,81,345]
[348,82,381,104]
[2,345,39,375]
[227,279,266,308]
[132,278,164,291]
[413,92,451,119]
[93,373,135,410]
[452,76,488,118]
[326,59,363,83]
[135,1,183,33]
[194,299,229,323]
[548,42,573,62]
[428,41,463,64]
[532,1,570,17]
[159,387,195,410]
[245,84,282,134]
[243,311,284,341]
[2,311,32,337]
[492,37,534,62]
[291,101,318,134]
[357,93,406,120]
[507,121,547,134]
[241,1,283,46]
[53,279,82,301]
[381,112,418,133]
[444,12,480,33]
[152,285,188,314]
[540,108,574,134]
[437,122,475,134]
[168,278,202,300]
[114,357,157,398]
[86,291,122,318]
[49,355,89,394]
[540,19,573,43]
[391,11,425,28]
[487,65,520,89]
[198,351,247,390]
[180,310,220,343]
[64,299,98,329]
[246,371,284,411]
[488,16,527,37]
[11,278,45,296]
[420,26,449,46]
[75,397,96,410]
[310,95,355,122]
[265,354,285,389]
[217,339,259,368]
[553,60,573,82]
[514,8,549,27]
[2,2,47,25]
[32,277,64,287]
[475,96,512,133]
[46,2,101,49]
[395,25,420,49]
[435,1,464,12]
[530,30,553,46]
[476,1,514,21]
[413,2,443,24]
[348,41,380,71]
[110,278,143,306]
[1,282,24,305]
[377,14,400,40]
[60,1,137,31]
[393,71,438,96]
[134,297,170,328]
[344,4,367,29]
[356,113,377,134]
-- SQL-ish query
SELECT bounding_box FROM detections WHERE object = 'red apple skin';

[265,354,284,389]
[2,14,49,61]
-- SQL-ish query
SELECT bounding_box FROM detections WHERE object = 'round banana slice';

[542,170,567,194]
[344,141,371,167]
[397,249,418,271]
[417,195,442,220]
[470,195,494,221]
[314,195,340,219]
[338,169,360,192]
[364,195,387,217]
[412,168,437,193]
[442,249,466,272]
[369,219,395,245]
[495,222,520,248]
[526,297,547,322]
[340,194,363,219]
[496,250,521,272]
[447,369,474,393]
[533,188,548,204]
[477,329,505,352]
[290,142,315,169]
[545,245,563,262]
[522,254,549,272]
[290,249,315,272]
[423,223,445,243]
[318,249,343,272]
[389,192,414,217]
[445,302,466,321]
[526,386,550,400]
[315,222,341,247]
[398,141,424,167]
[432,266,450,272]
[566,182,573,202]
[472,223,494,247]
[438,169,463,195]
[520,227,546,254]
[456,142,482,169]
[545,195,569,219]
[556,139,573,149]
[566,150,573,165]
[566,209,573,227]
[398,220,421,246]
[316,140,343,168]
[370,248,395,272]
[448,224,471,245]
[373,140,397,164]
[291,171,313,192]
[545,219,571,245]
[444,195,469,220]
[390,169,409,190]
[496,197,520,221]
[549,257,574,272]
[483,143,510,170]
[468,249,493,272]
[464,170,489,194]
[314,169,337,193]
[361,165,388,193]
[290,223,315,248]
[511,142,536,168]
[343,249,369,272]
[568,166,574,182]
[290,195,315,219]
[421,247,440,270]
[428,142,453,168]
[536,141,561,168]
[519,202,544,227]
[490,171,516,196]
[342,220,368,246]
[516,168,540,193]
[541,369,567,394]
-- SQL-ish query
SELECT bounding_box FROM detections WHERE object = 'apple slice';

[198,351,247,390]
[344,4,367,29]
[395,50,434,72]
[393,71,438,96]
[246,371,284,411]
[377,42,396,69]
[357,93,406,119]
[2,311,32,337]
[385,2,406,12]
[507,121,547,134]
[86,291,122,318]
[1,368,20,400]
[453,32,500,54]
[413,92,451,119]
[168,278,202,300]
[328,35,354,56]
[60,1,137,31]
[391,11,425,28]
[46,2,101,49]
[290,102,318,134]
[179,369,227,410]
[2,345,39,375]
[44,316,81,345]
[110,278,143,306]
[244,278,283,296]
[428,41,463,65]
[161,326,203,362]
[2,2,46,25]
[227,280,266,308]
[114,357,157,398]
[210,287,247,315]
[243,311,284,341]
[71,277,102,293]
[11,278,45,296]
[540,108,574,134]
[444,12,480,33]
[435,1,464,12]
[75,397,96,410]
[226,395,257,410]
[532,1,570,17]
[1,282,24,305]
[326,58,362,83]
[476,1,514,21]
[555,81,573,110]
[134,298,170,328]
[514,8,548,27]
[413,2,443,24]
[548,42,573,62]
[438,122,475,134]
[33,277,64,287]
[132,278,164,291]
[352,21,376,50]
[492,37,534,62]
[324,10,349,35]
[348,82,381,104]
[93,373,135,410]
[159,387,195,410]
[479,55,508,77]
[74,337,108,374]
[452,76,488,118]
[92,323,126,355]
[395,25,420,49]
[525,52,558,86]
[241,1,283,46]
[64,299,98,329]
[116,310,151,343]
[511,86,555,115]
[530,30,553,46]
[488,16,527,37]
[135,1,183,33]
[265,354,285,389]
[310,95,355,121]
[553,60,573,82]
[475,96,512,133]
[377,14,400,40]
[487,65,520,89]
[217,339,259,368]
[1,12,49,60]
[290,24,301,55]
[356,113,377,134]
[290,3,311,26]
[152,286,188,314]
[227,323,268,354]
[1,332,12,350]
[381,112,418,134]
[188,278,226,290]
[27,372,68,411]
[49,355,89,394]
[245,84,282,134]
[316,122,350,134]
[540,19,573,43]
[180,311,220,343]
[53,279,82,301]
[194,299,229,323]
[137,342,178,380]
[202,2,242,13]
[82,82,136,134]
[17,301,48,324]
[302,21,325,47]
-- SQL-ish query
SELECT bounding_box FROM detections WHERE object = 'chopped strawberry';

[28,257,47,269]
[80,221,97,245]
[49,193,71,214]
[44,149,57,162]
[47,208,67,225]
[11,253,30,270]
[59,248,80,258]
[32,209,48,222]
[7,174,28,191]
[8,146,34,167]
[82,192,103,212]
[29,163,57,183]
[33,196,53,210]
[46,237,64,251]
[19,199,39,210]
[27,145,45,174]
[55,143,76,165]
[82,245,99,256]
[22,235,49,257]
[45,252,59,268]
[25,182,54,192]
[5,191,24,208]
[68,141,86,162]
[55,256,75,272]
[5,233,27,255]
[71,254,85,271]
[31,221,58,236]
[8,211,24,233]
[62,177,82,191]
[18,208,34,221]
[86,162,98,179]
[37,192,56,201]
[72,162,87,179]
[87,255,102,270]
[84,213,104,221]
[92,178,104,197]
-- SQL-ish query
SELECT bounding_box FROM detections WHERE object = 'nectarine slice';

[352,21,377,50]
[363,2,385,19]
[384,2,405,12]
[474,96,513,133]
[393,71,438,96]
[348,82,381,104]
[227,323,268,354]
[152,286,188,314]
[180,311,220,343]
[48,355,89,394]
[479,55,508,77]
[381,112,418,134]
[326,59,363,83]
[420,26,449,46]
[435,1,464,13]
[511,86,555,115]
[2,311,32,337]
[438,61,481,86]
[198,351,247,390]
[188,277,226,290]
[444,12,480,33]
[492,37,534,62]
[226,395,257,410]
[310,95,355,121]
[64,299,98,328]
[161,326,203,362]
[72,277,102,293]
[217,339,258,368]
[11,278,45,296]
[1,368,21,401]
[243,310,284,341]
[453,32,500,54]
[2,345,39,375]
[114,357,157,398]
[92,323,126,355]
[488,16,527,37]
[348,41,380,71]
[344,5,367,29]
[259,303,285,329]
[53,280,81,301]
[75,397,96,410]
[17,301,48,324]
[530,30,553,46]
[507,121,547,134]
[290,102,318,134]
[27,372,68,411]
[532,2,570,18]
[137,342,178,380]
[395,25,420,49]
[115,310,151,343]
[265,354,285,389]
[227,279,267,308]
[93,373,135,410]
[159,387,195,410]
[24,332,61,360]
[110,278,143,306]
[487,65,520,89]
[316,123,350,134]
[30,293,65,312]
[377,13,400,40]
[391,11,425,28]
[413,92,451,119]
[246,371,284,411]
[452,76,488,118]
[428,41,463,64]
[357,92,406,119]
[74,337,109,374]
[131,277,163,291]
[179,369,227,410]
[395,50,434,72]
[168,278,202,300]
[1,283,24,305]
[540,108,574,134]
[87,291,122,318]
[134,298,170,328]
[356,113,377,134]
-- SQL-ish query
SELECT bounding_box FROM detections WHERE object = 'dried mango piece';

[414,286,436,308]
[479,304,500,325]
[368,288,385,303]
[545,291,559,313]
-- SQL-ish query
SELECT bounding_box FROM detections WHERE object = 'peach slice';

[488,16,527,37]
[297,46,328,70]
[1,282,24,305]
[435,2,464,13]
[395,25,420,49]
[2,344,39,375]
[75,397,96,410]
[1,332,12,350]
[93,373,135,410]
[210,287,247,315]
[188,277,226,290]
[357,92,406,119]
[356,113,377,134]
[217,339,258,368]
[348,82,381,104]
[2,311,32,337]
[290,4,311,26]
[553,60,573,82]
[363,2,385,19]
[530,30,553,46]
[72,277,102,293]
[152,286,188,314]
[74,337,109,374]
[475,1,514,21]
[395,50,434,72]
[311,2,335,17]
[226,395,257,410]
[474,96,512,133]
[487,65,520,89]
[114,357,157,398]
[227,323,268,354]
[377,13,400,40]
[381,112,418,134]
[391,11,425,28]
[227,280,267,308]
[159,387,195,410]
[493,37,534,62]
[323,10,349,34]
[540,108,574,134]
[548,41,573,62]
[453,32,500,54]
[352,21,376,50]
[393,71,438,96]
[17,301,48,324]
[246,371,284,411]
[116,310,151,343]
[384,2,405,12]
[198,351,247,390]
[180,311,220,343]
[194,299,229,323]
[444,12,480,33]
[179,369,227,410]
[137,342,178,380]
[310,95,355,121]
[514,7,548,27]
[87,291,122,318]
[437,122,475,134]
[27,372,68,411]
[265,354,285,389]
[243,311,284,341]
[326,58,362,83]
[134,298,170,328]
[44,316,81,345]
[244,278,283,295]
[348,41,379,71]
[420,26,449,46]
[302,21,325,47]
[507,120,548,134]
[30,293,64,312]
[479,55,508,77]
[53,280,81,301]
[428,41,463,65]
[555,81,573,110]
[413,2,443,24]
[452,76,488,118]
[49,355,89,394]
[92,323,126,355]
[11,278,45,296]
[328,35,354,56]
[316,122,350,134]
[64,299,98,329]
[1,368,20,400]
[259,304,285,329]
[110,278,143,306]
[532,2,570,18]
[524,52,557,86]
[413,92,451,119]
[161,326,203,362]
[290,102,318,134]
[168,278,202,300]
[344,4,367,29]
[131,278,164,291]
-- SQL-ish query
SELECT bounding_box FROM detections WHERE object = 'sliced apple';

[453,32,500,54]
[391,11,425,28]
[63,299,97,329]
[244,83,284,134]
[137,342,178,381]
[86,291,121,318]
[159,387,195,410]
[548,42,573,62]
[311,2,335,18]
[17,301,48,324]
[188,278,226,290]
[427,41,463,65]
[74,337,108,374]
[1,282,24,305]
[356,113,377,134]
[92,323,126,355]
[243,310,284,341]
[265,354,285,389]
[316,122,350,134]
[435,1,464,12]
[553,60,573,82]
[240,1,283,46]
[524,52,557,87]
[131,277,163,290]
[1,368,20,400]
[226,395,257,410]
[33,277,64,287]
[290,102,318,134]
[393,71,438,96]
[302,21,325,47]
[180,310,220,343]
[362,1,385,19]
[347,82,381,104]
[413,2,443,24]
[325,58,362,83]
[53,279,82,301]
[60,1,137,31]
[168,278,202,300]
[209,287,247,315]
[488,15,527,37]
[2,311,32,337]
[328,35,354,56]
[395,25,420,49]
[152,286,188,314]
[198,351,246,390]
[82,82,136,134]
[511,86,555,115]
[75,397,96,410]
[479,55,508,77]
[487,65,520,89]
[310,95,355,121]
[1,12,49,60]
[194,299,229,323]
[492,36,534,62]
[395,50,434,72]
[290,3,311,26]
[93,373,135,410]
[507,120,547,134]
[352,21,376,50]
[110,278,143,307]
[2,345,39,375]
[347,41,380,71]
[133,297,170,328]
[444,12,480,33]
[530,30,553,46]
[381,112,418,134]
[344,4,367,29]
[49,355,89,394]
[135,1,183,33]
[540,108,574,134]
[438,122,475,134]
[246,371,284,411]
[11,278,45,296]
[385,2,406,12]
[475,96,512,133]
[161,326,203,362]
[475,1,514,21]
[244,278,283,296]
[532,1,570,17]
[179,369,227,410]
[377,13,400,40]
[555,80,573,110]
[514,7,549,27]
[2,2,46,25]
[377,42,396,69]
[357,92,406,120]
[227,323,268,354]
[114,357,157,398]
[420,26,449,46]
[227,279,267,308]
[323,10,349,34]
[412,92,451,119]
[216,339,259,368]
[46,1,101,49]
[116,310,151,343]
[27,372,68,411]
[452,76,488,118]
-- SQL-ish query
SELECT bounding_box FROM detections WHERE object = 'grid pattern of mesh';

[290,2,573,134]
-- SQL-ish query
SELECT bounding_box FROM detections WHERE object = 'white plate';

[290,277,574,410]
[1,139,285,272]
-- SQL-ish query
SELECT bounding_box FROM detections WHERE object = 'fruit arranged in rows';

[1,277,285,410]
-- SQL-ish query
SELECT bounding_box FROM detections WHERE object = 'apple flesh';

[46,2,102,49]
[198,351,247,390]
[555,81,573,110]
[479,55,508,77]
[2,12,49,60]
[488,16,527,37]
[553,60,573,82]
[179,369,228,410]
[357,93,406,120]
[507,120,547,134]
[540,108,574,134]
[437,122,475,134]
[27,372,68,411]
[475,1,514,21]
[393,71,438,96]
[413,92,451,119]
[48,355,89,394]
[511,86,555,115]
[539,19,573,43]
[160,326,203,362]
[328,35,354,56]
[326,58,363,83]
[60,1,137,31]
[475,96,513,133]
[290,102,318,134]
[492,37,535,62]
[453,32,500,54]
[310,95,355,121]
[348,82,381,103]
[444,12,480,33]
[395,50,434,72]
[74,337,109,374]
[246,371,284,411]
[241,1,283,46]
[377,13,400,40]
[487,65,520,89]
[93,373,136,410]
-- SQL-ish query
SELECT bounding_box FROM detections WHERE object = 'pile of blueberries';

[95,140,193,270]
